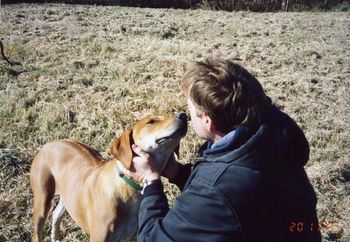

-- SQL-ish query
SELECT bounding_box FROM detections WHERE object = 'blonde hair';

[181,57,272,133]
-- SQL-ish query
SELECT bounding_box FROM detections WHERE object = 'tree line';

[2,0,348,11]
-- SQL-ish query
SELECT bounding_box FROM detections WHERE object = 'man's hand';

[131,144,160,182]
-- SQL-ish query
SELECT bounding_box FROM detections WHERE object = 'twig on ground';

[0,39,22,66]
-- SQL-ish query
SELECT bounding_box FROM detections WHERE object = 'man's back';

[181,107,322,241]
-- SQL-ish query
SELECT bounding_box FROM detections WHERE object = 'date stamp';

[289,220,339,233]
[289,221,320,232]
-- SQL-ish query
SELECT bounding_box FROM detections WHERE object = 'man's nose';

[175,112,188,121]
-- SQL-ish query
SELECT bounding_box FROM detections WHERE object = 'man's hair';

[181,57,272,134]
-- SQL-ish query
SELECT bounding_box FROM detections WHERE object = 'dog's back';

[30,140,106,241]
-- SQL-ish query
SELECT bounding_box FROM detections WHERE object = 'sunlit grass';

[0,3,349,241]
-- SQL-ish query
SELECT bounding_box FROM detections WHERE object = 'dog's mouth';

[156,123,187,145]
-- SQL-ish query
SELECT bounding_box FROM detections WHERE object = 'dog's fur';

[30,114,187,242]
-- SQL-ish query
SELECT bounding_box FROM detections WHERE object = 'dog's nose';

[176,112,188,121]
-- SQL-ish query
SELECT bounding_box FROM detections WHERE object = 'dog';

[30,113,188,242]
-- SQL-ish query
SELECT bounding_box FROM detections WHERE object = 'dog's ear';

[110,130,133,170]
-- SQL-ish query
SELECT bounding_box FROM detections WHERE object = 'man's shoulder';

[188,161,264,215]
[192,161,229,186]
[193,161,263,191]
[216,163,265,197]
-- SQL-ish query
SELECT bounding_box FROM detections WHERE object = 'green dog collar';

[116,163,142,191]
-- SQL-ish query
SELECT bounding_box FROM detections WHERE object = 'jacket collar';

[203,125,252,156]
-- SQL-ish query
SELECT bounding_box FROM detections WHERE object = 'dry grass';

[0,3,349,241]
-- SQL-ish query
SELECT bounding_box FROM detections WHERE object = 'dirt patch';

[0,3,349,241]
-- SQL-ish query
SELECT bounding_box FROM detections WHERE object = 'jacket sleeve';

[138,176,242,242]
[168,163,192,191]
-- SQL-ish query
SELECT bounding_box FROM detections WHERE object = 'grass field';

[0,3,349,241]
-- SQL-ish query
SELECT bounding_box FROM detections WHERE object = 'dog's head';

[110,113,188,172]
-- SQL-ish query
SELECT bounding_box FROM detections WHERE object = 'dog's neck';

[94,160,142,202]
[115,160,143,191]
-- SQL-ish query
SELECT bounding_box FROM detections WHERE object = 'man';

[130,57,321,242]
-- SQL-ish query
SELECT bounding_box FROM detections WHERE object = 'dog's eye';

[147,119,156,124]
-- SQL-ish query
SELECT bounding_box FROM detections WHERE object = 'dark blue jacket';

[137,107,321,242]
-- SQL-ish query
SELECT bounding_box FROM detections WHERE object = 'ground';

[0,3,349,241]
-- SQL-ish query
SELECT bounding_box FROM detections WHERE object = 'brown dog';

[30,113,188,242]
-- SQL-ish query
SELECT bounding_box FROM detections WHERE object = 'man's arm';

[138,177,241,242]
[163,141,211,191]
[168,163,192,191]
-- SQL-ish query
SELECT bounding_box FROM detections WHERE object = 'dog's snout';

[176,112,188,122]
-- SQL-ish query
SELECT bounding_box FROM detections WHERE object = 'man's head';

[181,57,272,136]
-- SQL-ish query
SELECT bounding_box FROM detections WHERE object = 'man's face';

[187,98,211,140]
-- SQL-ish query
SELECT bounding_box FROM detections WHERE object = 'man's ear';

[208,117,217,132]
[202,113,216,132]
[110,130,133,170]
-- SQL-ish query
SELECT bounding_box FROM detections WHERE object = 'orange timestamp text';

[289,220,337,233]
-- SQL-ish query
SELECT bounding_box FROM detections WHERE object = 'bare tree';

[282,0,291,11]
